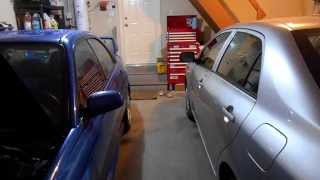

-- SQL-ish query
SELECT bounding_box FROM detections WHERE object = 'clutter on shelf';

[14,0,65,30]
[0,22,14,31]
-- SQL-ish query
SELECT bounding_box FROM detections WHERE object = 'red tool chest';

[166,15,200,90]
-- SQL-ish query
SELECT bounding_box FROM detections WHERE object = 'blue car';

[0,30,131,180]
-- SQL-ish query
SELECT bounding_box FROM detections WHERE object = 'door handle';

[124,23,129,27]
[222,105,235,123]
[198,78,204,89]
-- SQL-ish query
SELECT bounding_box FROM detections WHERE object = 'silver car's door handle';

[222,106,235,123]
[198,78,204,89]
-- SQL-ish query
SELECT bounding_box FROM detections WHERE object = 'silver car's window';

[218,32,262,96]
[199,32,231,70]
[293,29,320,89]
[308,36,320,53]
[244,56,262,96]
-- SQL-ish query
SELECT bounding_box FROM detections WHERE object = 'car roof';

[225,16,320,33]
[0,29,91,44]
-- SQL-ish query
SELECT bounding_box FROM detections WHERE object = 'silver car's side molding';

[191,107,217,176]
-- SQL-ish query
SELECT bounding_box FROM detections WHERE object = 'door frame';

[210,28,265,168]
[116,0,125,62]
[116,0,162,65]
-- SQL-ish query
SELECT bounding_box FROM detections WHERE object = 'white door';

[120,0,161,64]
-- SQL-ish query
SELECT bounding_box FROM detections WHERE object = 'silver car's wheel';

[185,88,195,122]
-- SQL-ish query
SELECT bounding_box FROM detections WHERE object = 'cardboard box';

[175,84,185,91]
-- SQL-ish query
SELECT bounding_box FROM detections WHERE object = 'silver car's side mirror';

[180,52,196,63]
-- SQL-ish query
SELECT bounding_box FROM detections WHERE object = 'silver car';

[183,17,320,180]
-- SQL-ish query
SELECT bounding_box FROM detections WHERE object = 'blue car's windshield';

[0,43,69,138]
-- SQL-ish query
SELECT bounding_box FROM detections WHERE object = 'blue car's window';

[75,40,106,109]
[0,44,68,132]
[88,39,115,78]
[0,44,69,179]
[101,38,116,54]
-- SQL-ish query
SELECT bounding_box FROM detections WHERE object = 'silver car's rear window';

[293,29,320,88]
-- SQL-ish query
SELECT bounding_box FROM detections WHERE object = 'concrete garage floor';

[116,93,215,180]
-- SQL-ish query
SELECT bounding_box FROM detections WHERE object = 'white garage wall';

[88,0,118,37]
[88,0,208,58]
[0,0,17,29]
[88,0,202,36]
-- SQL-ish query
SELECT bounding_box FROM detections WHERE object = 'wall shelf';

[14,0,66,30]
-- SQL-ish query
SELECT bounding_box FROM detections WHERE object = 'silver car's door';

[198,31,263,170]
[189,32,233,122]
[188,32,234,172]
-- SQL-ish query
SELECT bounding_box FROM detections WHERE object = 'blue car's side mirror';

[87,90,124,117]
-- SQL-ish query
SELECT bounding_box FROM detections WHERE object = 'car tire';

[185,88,195,122]
[122,93,132,136]
[220,163,237,180]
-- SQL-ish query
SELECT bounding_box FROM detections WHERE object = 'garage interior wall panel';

[257,0,304,18]
[88,0,118,37]
[304,0,315,15]
[190,0,314,31]
[190,0,239,29]
[222,0,257,22]
[221,0,304,22]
